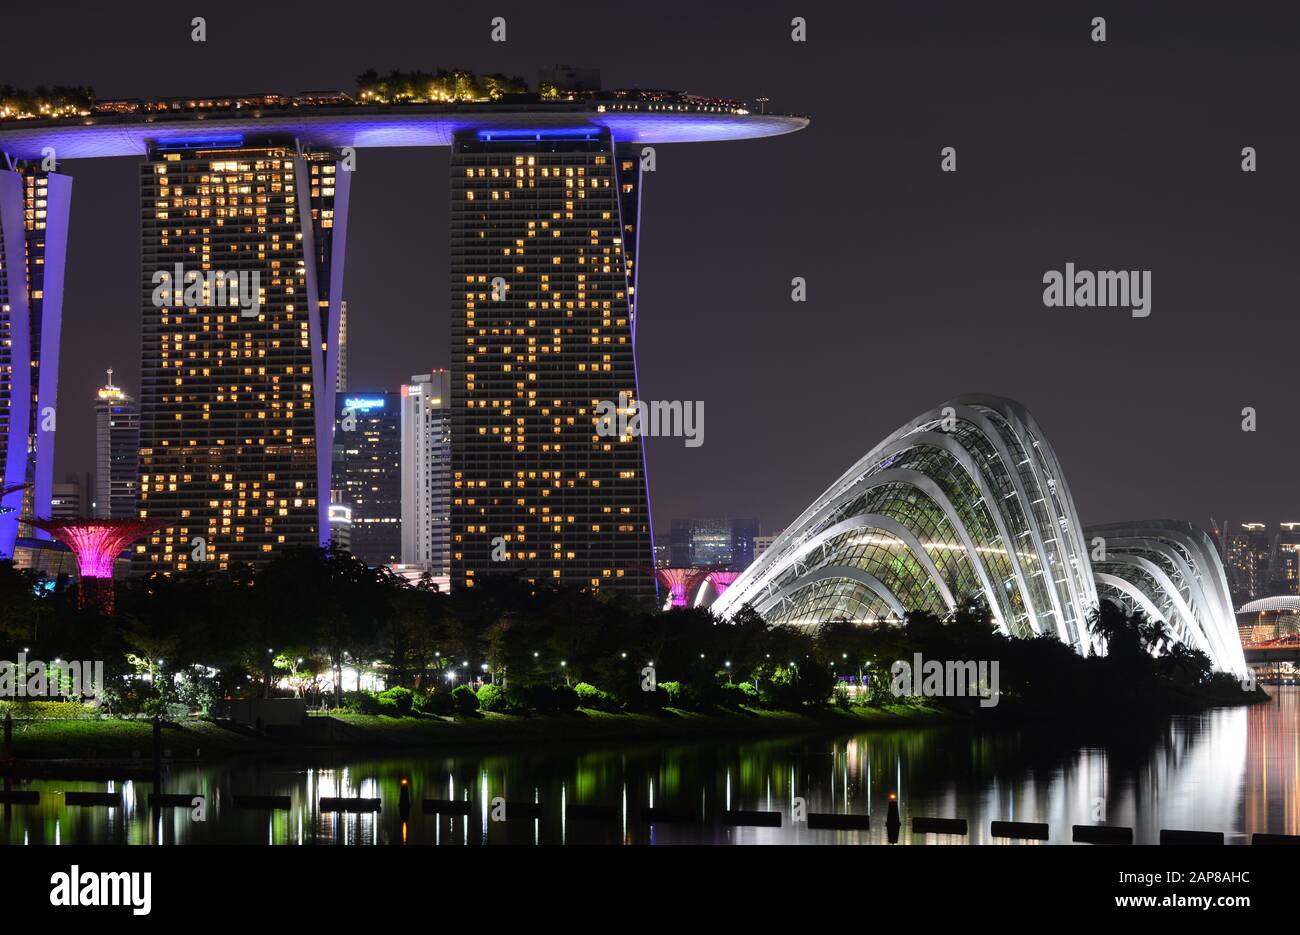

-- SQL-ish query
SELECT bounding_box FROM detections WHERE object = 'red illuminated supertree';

[24,517,167,613]
[655,567,709,609]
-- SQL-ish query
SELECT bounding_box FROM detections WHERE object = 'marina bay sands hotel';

[0,79,807,597]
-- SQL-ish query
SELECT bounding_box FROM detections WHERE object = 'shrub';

[659,681,716,711]
[476,683,503,711]
[718,682,746,709]
[476,683,527,714]
[762,664,836,710]
[451,683,480,714]
[519,684,557,714]
[553,684,579,713]
[0,699,98,720]
[417,691,454,716]
[833,683,853,710]
[343,690,382,715]
[377,686,414,716]
[737,682,761,705]
[574,681,619,711]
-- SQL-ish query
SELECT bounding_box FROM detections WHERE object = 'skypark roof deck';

[0,100,809,160]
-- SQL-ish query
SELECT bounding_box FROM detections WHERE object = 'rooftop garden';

[0,70,749,123]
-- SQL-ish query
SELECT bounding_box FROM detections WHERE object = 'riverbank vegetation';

[0,547,1263,754]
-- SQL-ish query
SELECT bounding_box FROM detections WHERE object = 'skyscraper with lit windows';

[134,138,350,573]
[449,130,653,597]
[94,369,139,519]
[334,390,401,566]
[401,370,451,577]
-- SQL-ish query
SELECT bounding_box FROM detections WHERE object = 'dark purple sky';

[10,0,1300,536]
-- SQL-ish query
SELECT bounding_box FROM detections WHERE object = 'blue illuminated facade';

[334,390,401,566]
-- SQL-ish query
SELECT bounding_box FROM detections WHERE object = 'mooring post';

[152,715,163,792]
[886,791,902,844]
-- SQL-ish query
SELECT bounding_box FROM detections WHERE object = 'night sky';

[9,0,1300,538]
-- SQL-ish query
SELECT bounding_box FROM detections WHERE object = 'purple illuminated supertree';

[705,570,740,598]
[655,567,708,609]
[24,517,167,613]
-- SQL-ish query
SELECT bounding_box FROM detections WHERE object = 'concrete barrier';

[320,797,381,812]
[642,805,697,824]
[1160,829,1223,845]
[991,820,1049,841]
[1252,832,1300,845]
[1072,824,1133,845]
[722,809,781,827]
[912,817,967,835]
[232,795,291,810]
[808,812,870,830]
[0,790,38,804]
[422,798,472,815]
[65,791,121,807]
[566,803,619,821]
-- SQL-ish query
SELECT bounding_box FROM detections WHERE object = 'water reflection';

[2,687,1296,845]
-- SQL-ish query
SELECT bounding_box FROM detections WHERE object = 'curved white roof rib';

[713,395,1094,654]
[1087,521,1248,676]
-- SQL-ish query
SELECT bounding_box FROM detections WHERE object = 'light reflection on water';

[2,687,1296,845]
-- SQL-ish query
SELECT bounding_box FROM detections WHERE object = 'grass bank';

[4,701,951,761]
[2,682,1269,762]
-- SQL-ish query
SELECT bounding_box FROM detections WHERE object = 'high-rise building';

[333,391,401,565]
[1270,523,1300,595]
[94,369,140,519]
[669,518,759,570]
[449,131,653,597]
[0,162,72,551]
[135,139,350,573]
[1220,521,1300,603]
[51,476,81,520]
[401,370,451,577]
[336,299,348,392]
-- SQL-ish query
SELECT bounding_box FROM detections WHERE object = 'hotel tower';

[450,130,654,598]
[134,138,349,572]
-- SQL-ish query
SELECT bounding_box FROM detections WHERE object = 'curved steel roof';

[1237,595,1300,614]
[0,105,809,160]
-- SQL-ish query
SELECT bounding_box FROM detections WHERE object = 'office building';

[669,517,759,570]
[401,370,451,577]
[334,391,401,565]
[94,368,139,519]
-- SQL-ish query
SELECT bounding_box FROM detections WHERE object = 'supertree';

[697,569,741,606]
[655,567,709,610]
[23,517,167,613]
